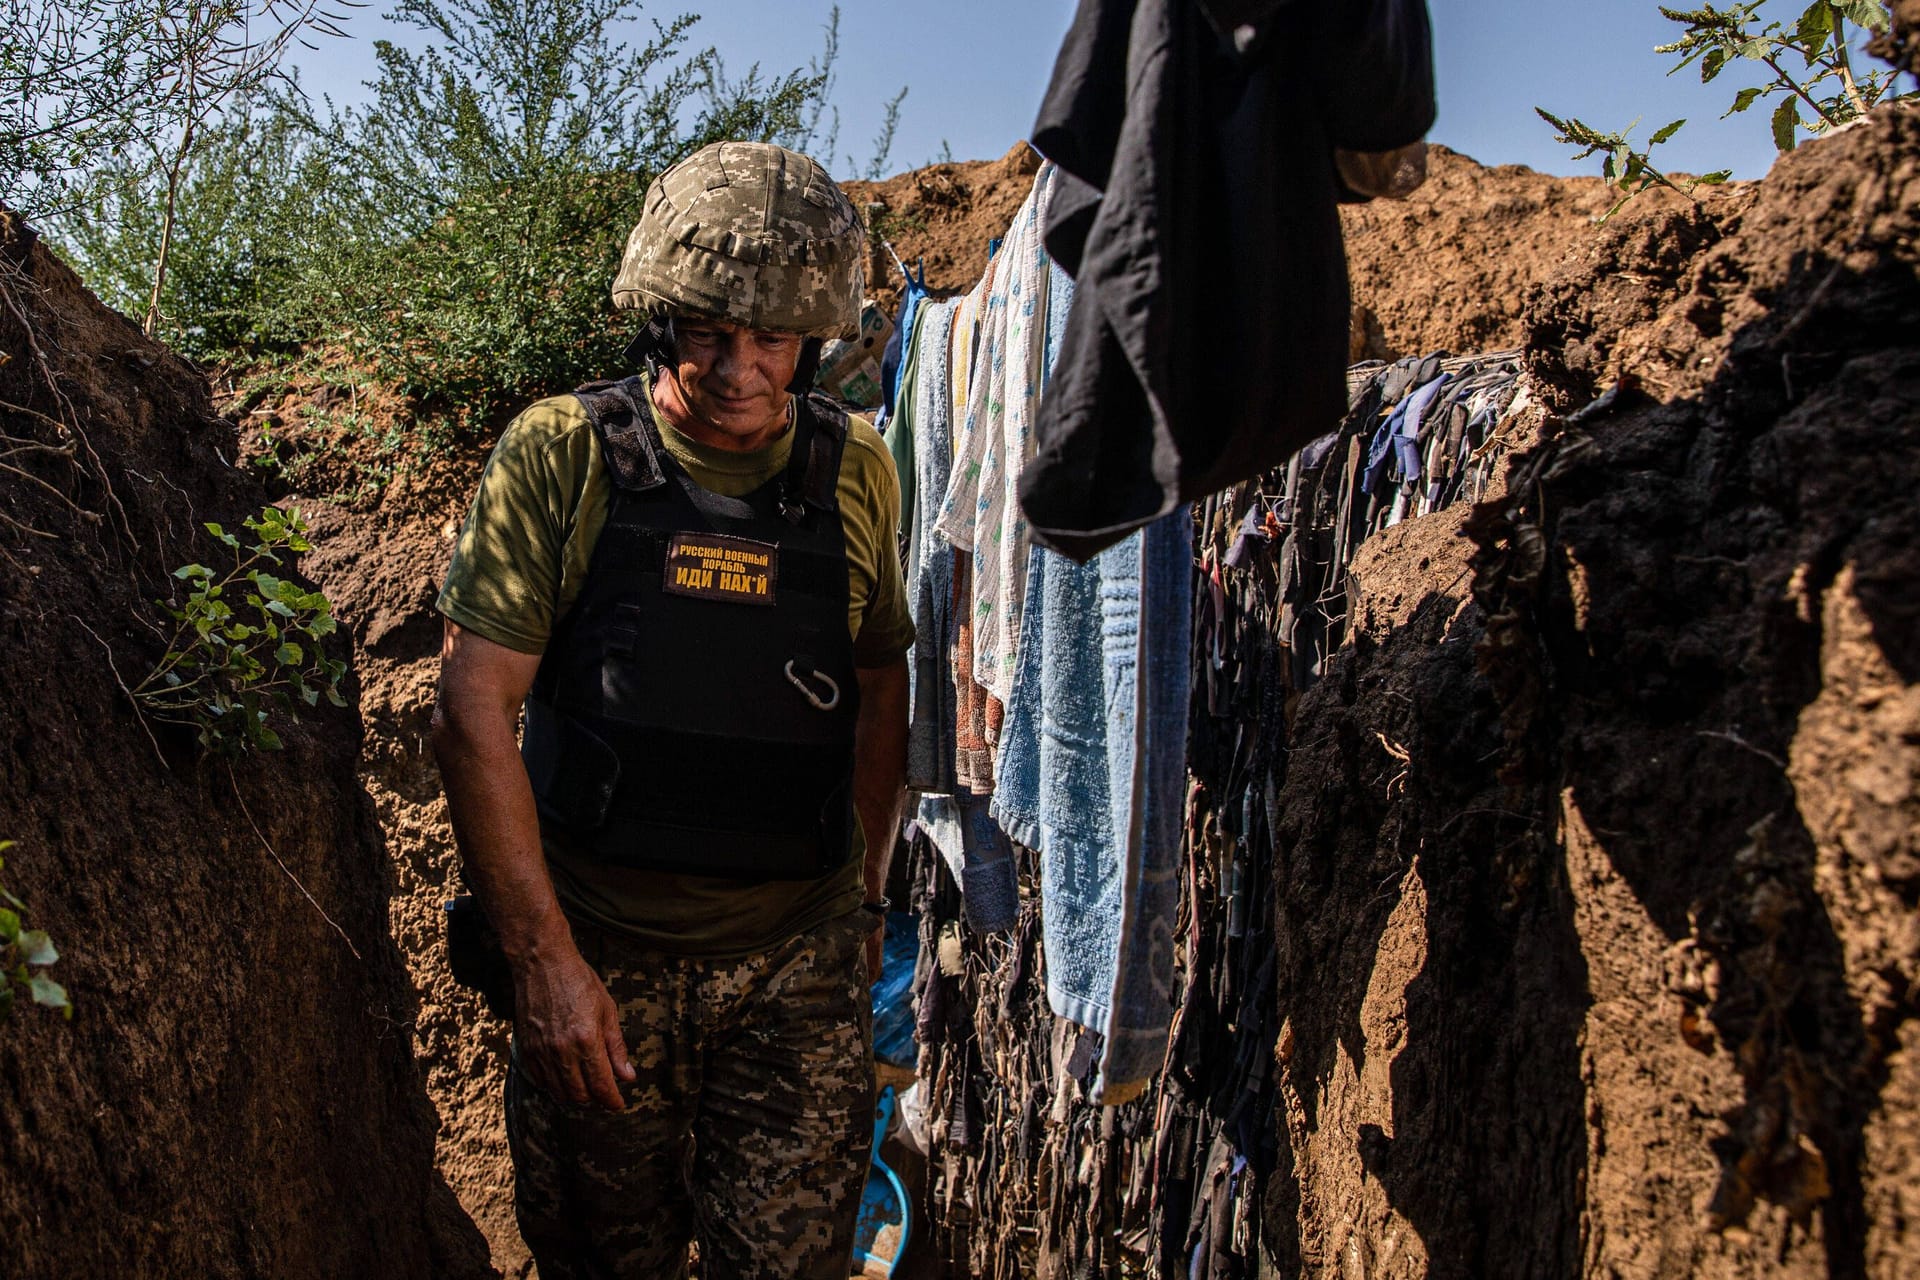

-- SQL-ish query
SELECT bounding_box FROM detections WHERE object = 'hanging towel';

[1093,506,1192,1102]
[935,164,1058,704]
[951,553,997,793]
[886,306,925,532]
[878,256,930,429]
[906,299,960,795]
[991,509,1191,1105]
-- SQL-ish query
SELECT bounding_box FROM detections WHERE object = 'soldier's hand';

[512,945,635,1111]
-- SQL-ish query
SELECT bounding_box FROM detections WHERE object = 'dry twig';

[227,763,362,961]
[73,614,166,768]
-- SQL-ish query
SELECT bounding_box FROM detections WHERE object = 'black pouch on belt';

[444,895,515,1022]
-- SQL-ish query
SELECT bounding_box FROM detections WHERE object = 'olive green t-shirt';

[437,378,914,957]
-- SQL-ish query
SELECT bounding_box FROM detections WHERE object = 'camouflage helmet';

[612,141,865,340]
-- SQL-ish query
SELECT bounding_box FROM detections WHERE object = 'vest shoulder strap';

[573,376,665,492]
[793,392,849,514]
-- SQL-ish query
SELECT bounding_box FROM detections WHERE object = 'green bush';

[40,1,899,428]
[272,0,852,423]
[57,107,318,360]
[1540,1,1914,222]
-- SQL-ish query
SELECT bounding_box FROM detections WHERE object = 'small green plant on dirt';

[865,205,931,282]
[1533,112,1730,222]
[1539,1,1911,222]
[0,842,71,1021]
[132,506,346,754]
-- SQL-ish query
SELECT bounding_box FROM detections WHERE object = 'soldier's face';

[656,318,803,451]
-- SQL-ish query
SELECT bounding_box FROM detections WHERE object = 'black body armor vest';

[520,376,860,880]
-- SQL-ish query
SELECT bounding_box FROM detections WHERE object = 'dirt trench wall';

[284,463,536,1274]
[1259,109,1919,1277]
[0,217,490,1278]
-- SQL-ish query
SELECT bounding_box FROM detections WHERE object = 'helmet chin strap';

[785,338,824,395]
[623,316,674,375]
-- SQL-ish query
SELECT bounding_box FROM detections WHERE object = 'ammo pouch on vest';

[519,376,861,881]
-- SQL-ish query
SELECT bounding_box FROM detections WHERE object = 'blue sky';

[289,0,1908,184]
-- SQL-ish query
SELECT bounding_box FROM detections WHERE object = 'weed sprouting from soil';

[132,505,346,755]
[0,842,70,1022]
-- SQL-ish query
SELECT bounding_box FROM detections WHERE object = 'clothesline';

[876,161,1536,1277]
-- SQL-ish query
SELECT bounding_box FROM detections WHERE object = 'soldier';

[431,140,912,1278]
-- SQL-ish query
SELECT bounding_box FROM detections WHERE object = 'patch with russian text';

[662,532,778,605]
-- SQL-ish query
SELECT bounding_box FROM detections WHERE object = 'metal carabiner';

[784,660,841,711]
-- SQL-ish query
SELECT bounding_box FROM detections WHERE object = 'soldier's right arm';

[432,621,635,1111]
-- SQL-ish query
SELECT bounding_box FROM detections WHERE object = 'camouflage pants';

[505,908,876,1280]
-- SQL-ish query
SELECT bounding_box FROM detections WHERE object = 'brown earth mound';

[0,214,490,1277]
[1260,105,1917,1275]
[846,141,1745,364]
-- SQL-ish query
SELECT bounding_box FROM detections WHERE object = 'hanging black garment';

[520,376,861,880]
[1019,0,1436,562]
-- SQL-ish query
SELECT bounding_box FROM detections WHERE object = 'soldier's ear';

[785,338,824,394]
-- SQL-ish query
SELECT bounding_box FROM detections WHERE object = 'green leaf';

[1700,46,1728,81]
[173,563,212,581]
[1725,85,1766,115]
[0,906,18,943]
[1835,0,1888,32]
[1650,118,1687,144]
[204,522,225,538]
[276,642,303,666]
[266,600,295,618]
[28,972,69,1011]
[1694,169,1734,185]
[1795,1,1833,43]
[18,930,56,966]
[1772,95,1801,150]
[326,686,349,709]
[256,725,284,751]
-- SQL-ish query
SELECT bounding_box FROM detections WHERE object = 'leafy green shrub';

[0,841,70,1021]
[133,506,346,754]
[1657,1,1912,150]
[1540,1,1914,222]
[1534,112,1730,223]
[56,107,319,361]
[271,0,850,424]
[38,1,903,430]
